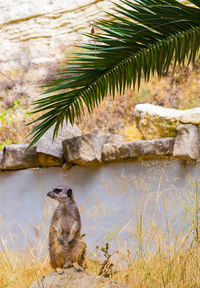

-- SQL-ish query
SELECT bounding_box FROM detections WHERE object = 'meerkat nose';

[47,191,56,198]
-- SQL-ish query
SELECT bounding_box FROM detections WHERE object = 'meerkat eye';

[67,189,72,197]
[53,188,62,194]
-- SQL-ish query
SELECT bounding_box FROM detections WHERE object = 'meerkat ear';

[67,189,72,197]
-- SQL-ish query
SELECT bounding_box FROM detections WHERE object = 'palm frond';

[28,0,200,147]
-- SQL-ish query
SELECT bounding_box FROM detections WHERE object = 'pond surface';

[0,159,199,255]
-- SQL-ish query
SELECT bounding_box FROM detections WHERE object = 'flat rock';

[62,134,124,166]
[173,124,199,160]
[1,144,39,170]
[62,134,105,166]
[102,138,175,163]
[180,108,200,124]
[135,104,200,140]
[36,122,81,167]
[29,267,128,288]
[134,104,182,139]
[105,134,124,144]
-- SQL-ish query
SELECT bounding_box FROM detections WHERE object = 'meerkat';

[47,185,86,270]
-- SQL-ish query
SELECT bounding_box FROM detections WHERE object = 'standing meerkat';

[47,185,86,270]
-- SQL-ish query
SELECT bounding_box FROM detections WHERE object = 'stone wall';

[1,104,200,171]
[0,134,176,171]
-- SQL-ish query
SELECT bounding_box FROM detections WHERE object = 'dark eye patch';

[53,188,62,194]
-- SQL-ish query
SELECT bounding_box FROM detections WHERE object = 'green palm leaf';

[28,0,200,147]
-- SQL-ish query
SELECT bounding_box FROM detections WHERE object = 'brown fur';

[48,187,86,269]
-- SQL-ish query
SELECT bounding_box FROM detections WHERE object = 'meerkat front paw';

[58,237,64,245]
[63,261,73,269]
[68,238,73,244]
[58,237,69,246]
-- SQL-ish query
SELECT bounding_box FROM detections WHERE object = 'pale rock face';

[102,138,175,163]
[134,104,200,140]
[0,0,115,62]
[29,267,128,288]
[173,124,199,160]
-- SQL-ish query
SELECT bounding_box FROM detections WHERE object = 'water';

[0,159,199,254]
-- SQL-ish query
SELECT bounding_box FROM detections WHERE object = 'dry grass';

[0,177,200,288]
[0,250,51,288]
[1,238,200,288]
[112,249,200,288]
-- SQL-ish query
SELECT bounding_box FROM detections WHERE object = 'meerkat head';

[47,185,73,202]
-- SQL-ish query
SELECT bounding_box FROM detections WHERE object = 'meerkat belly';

[60,215,74,240]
